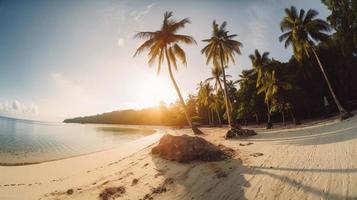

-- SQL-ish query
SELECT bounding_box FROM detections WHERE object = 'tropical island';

[1,0,357,200]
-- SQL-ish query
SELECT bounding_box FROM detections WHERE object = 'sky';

[0,0,330,121]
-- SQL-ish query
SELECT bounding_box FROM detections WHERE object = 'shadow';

[151,156,249,200]
[239,116,357,146]
[251,166,357,174]
[243,167,355,200]
[151,156,357,199]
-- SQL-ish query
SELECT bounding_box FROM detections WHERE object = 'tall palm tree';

[279,6,351,119]
[201,21,243,129]
[134,11,202,134]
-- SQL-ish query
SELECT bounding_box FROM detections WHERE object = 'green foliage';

[66,6,357,127]
[279,6,330,61]
[322,0,357,57]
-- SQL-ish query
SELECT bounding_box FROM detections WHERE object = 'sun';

[138,74,178,107]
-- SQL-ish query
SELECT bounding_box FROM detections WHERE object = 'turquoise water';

[0,116,156,165]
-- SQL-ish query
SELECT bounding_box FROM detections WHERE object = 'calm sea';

[0,116,156,165]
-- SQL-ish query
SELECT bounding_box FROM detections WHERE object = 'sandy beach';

[1,115,357,200]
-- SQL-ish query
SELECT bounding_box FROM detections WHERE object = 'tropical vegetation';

[65,3,357,132]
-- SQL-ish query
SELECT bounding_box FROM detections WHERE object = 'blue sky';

[0,0,330,121]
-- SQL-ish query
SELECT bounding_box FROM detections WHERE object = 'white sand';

[1,115,357,200]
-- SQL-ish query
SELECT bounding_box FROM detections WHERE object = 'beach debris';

[142,194,154,200]
[143,163,149,167]
[141,178,174,200]
[214,169,228,179]
[66,189,74,195]
[99,186,126,200]
[131,178,139,185]
[152,178,174,194]
[250,153,264,157]
[152,134,234,162]
[225,127,257,139]
[101,180,110,186]
[239,142,254,146]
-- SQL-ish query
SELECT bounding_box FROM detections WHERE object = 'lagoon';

[0,116,156,165]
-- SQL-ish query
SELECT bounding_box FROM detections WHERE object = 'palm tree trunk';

[207,108,211,125]
[311,48,351,119]
[164,47,194,130]
[255,113,259,124]
[211,109,215,126]
[289,109,296,125]
[215,106,222,126]
[282,110,285,126]
[217,79,224,93]
[217,79,234,114]
[266,101,272,129]
[219,48,233,129]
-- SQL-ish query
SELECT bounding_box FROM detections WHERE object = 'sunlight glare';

[139,74,177,107]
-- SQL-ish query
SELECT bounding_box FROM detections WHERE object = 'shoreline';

[0,131,163,167]
[2,115,357,199]
[0,132,164,199]
[0,126,162,167]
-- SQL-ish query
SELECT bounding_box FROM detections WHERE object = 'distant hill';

[63,108,164,125]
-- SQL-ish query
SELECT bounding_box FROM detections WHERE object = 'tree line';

[65,1,357,131]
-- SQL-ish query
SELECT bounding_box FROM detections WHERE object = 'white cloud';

[130,3,154,21]
[147,4,153,9]
[118,38,125,47]
[0,100,39,117]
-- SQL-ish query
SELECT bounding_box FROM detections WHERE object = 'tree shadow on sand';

[151,156,249,200]
[239,116,357,146]
[247,166,357,199]
[151,155,357,200]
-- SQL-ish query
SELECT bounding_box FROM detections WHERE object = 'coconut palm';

[249,49,273,127]
[134,11,202,134]
[201,21,243,129]
[210,94,222,126]
[249,49,270,88]
[197,82,214,125]
[257,69,277,129]
[205,66,232,93]
[279,6,351,119]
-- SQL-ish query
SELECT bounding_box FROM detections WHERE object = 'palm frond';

[174,34,197,45]
[133,31,156,39]
[133,38,155,57]
[173,44,187,66]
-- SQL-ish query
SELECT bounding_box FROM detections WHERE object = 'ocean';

[0,116,156,165]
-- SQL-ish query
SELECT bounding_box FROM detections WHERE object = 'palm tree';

[134,11,203,134]
[279,6,351,119]
[201,21,243,129]
[249,49,272,128]
[205,66,232,93]
[249,49,270,88]
[257,69,278,129]
[210,94,222,126]
[197,82,214,126]
[236,69,263,125]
